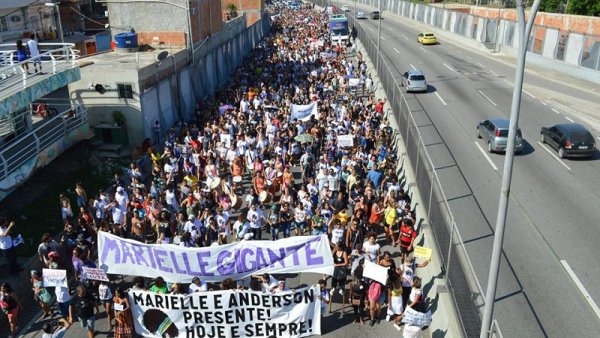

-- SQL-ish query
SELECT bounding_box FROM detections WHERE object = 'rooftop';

[78,46,187,72]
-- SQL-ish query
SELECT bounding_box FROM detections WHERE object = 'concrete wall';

[348,0,600,81]
[223,0,266,27]
[108,0,224,46]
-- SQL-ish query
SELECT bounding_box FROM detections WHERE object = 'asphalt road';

[339,2,600,337]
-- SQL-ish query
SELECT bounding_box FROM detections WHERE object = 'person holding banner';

[113,288,133,338]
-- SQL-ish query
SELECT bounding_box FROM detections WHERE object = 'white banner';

[402,306,432,327]
[290,102,318,122]
[82,266,109,282]
[363,260,388,285]
[42,268,68,287]
[98,232,334,283]
[129,287,321,338]
[348,78,360,87]
[337,134,354,148]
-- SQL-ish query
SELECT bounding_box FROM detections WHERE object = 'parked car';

[476,118,524,153]
[342,5,350,12]
[540,123,596,158]
[401,69,428,92]
[371,11,380,19]
[417,32,437,45]
[356,11,367,19]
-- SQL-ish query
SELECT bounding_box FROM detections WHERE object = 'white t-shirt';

[55,286,71,303]
[362,241,380,262]
[247,208,264,229]
[319,290,330,313]
[189,281,208,293]
[400,263,416,288]
[98,283,113,301]
[27,39,40,56]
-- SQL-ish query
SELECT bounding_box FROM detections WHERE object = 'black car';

[540,123,596,158]
[371,11,380,19]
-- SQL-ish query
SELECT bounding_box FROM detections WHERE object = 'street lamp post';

[44,2,64,45]
[479,0,542,337]
[376,0,382,71]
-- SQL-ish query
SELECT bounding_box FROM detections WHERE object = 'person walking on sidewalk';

[0,282,22,338]
[27,34,42,74]
[72,285,98,338]
[0,219,21,274]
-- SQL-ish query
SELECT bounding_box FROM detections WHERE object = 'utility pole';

[376,0,381,70]
[479,0,542,337]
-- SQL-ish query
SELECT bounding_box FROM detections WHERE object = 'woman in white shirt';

[361,233,381,262]
[188,277,208,293]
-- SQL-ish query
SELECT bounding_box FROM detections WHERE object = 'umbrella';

[294,134,315,144]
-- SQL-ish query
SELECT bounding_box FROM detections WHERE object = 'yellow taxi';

[417,32,437,45]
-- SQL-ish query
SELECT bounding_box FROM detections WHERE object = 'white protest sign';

[42,268,68,287]
[348,78,360,87]
[129,287,322,338]
[82,266,109,282]
[220,134,231,148]
[290,102,319,122]
[402,306,432,327]
[98,231,334,283]
[337,134,354,148]
[363,260,388,285]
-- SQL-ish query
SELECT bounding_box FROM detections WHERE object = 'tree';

[539,0,563,13]
[569,0,600,16]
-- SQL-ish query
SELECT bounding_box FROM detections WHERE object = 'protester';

[0,219,21,274]
[113,288,134,338]
[31,270,53,318]
[0,282,22,338]
[41,317,71,338]
[72,285,97,338]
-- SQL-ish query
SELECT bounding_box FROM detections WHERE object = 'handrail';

[0,43,79,92]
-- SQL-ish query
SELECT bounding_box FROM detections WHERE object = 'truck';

[328,14,349,44]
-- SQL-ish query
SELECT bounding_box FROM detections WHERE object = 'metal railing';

[0,105,87,182]
[334,8,494,338]
[0,43,80,94]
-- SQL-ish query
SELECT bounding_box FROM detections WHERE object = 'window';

[117,83,133,99]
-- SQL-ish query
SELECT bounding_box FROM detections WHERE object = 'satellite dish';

[94,84,106,94]
[157,51,169,62]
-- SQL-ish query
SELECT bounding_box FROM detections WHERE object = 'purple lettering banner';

[97,232,334,283]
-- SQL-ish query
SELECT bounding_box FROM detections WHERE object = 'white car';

[342,5,350,12]
[356,11,367,19]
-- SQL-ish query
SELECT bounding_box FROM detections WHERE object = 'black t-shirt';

[73,294,95,319]
[159,222,172,238]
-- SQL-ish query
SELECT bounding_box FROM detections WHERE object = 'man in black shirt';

[72,285,97,338]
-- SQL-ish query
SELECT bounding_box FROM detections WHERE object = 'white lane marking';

[597,137,600,141]
[401,35,409,40]
[474,142,498,171]
[419,46,429,53]
[381,36,386,41]
[552,108,561,114]
[503,79,512,85]
[464,56,473,61]
[564,116,575,123]
[443,63,456,73]
[393,48,401,54]
[537,142,571,171]
[410,64,416,70]
[561,260,600,320]
[540,101,548,106]
[478,90,498,107]
[522,89,536,99]
[369,27,376,33]
[477,62,485,68]
[434,92,447,106]
[490,70,499,77]
[387,27,394,31]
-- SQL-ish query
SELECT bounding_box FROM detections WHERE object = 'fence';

[304,0,493,334]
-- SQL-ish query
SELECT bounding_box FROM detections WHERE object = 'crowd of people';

[0,4,432,338]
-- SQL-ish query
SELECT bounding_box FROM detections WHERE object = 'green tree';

[569,0,600,16]
[539,0,564,13]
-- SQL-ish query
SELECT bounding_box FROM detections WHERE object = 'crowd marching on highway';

[0,4,432,338]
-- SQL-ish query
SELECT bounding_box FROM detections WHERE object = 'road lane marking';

[503,79,512,85]
[419,46,429,53]
[490,70,499,77]
[537,142,571,171]
[387,27,394,31]
[564,116,575,123]
[540,101,548,106]
[401,35,409,40]
[464,56,473,61]
[474,142,498,171]
[409,64,416,70]
[393,48,401,54]
[381,36,386,40]
[443,63,456,73]
[434,92,447,106]
[561,260,600,320]
[477,62,485,68]
[522,89,536,99]
[552,108,561,114]
[369,27,376,33]
[597,137,600,141]
[478,90,498,107]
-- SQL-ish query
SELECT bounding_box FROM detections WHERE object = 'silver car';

[356,11,367,19]
[401,69,427,92]
[477,118,524,153]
